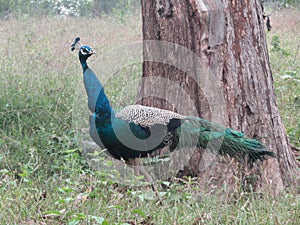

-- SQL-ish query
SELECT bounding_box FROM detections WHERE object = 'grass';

[266,8,300,148]
[0,10,299,225]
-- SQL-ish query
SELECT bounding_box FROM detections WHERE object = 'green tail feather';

[179,116,276,162]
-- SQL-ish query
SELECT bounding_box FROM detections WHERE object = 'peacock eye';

[80,48,88,55]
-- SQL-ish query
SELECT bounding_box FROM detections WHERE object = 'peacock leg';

[137,161,154,183]
[126,158,139,176]
[126,158,154,183]
[126,158,161,204]
[133,158,140,177]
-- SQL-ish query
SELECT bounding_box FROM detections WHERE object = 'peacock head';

[71,37,95,62]
[79,45,95,61]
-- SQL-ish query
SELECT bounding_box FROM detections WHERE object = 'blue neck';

[81,59,115,125]
[80,57,88,73]
[95,90,115,125]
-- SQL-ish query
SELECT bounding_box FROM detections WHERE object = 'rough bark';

[138,0,299,194]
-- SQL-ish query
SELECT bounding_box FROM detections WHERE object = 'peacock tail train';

[177,116,275,163]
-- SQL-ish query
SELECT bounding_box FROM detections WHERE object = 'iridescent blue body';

[80,50,162,160]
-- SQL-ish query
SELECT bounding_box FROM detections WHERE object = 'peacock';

[71,37,275,183]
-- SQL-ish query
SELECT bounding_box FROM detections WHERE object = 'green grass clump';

[0,174,299,224]
[266,9,300,148]
[0,10,299,225]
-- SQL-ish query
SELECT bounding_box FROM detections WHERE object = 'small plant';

[271,35,290,56]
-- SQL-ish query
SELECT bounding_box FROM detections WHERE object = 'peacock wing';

[115,104,186,128]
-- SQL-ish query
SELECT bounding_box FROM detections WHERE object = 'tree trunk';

[138,0,299,194]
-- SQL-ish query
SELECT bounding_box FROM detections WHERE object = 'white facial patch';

[80,48,88,55]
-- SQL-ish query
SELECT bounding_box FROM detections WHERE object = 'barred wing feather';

[116,104,186,127]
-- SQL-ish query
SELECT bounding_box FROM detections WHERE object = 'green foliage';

[281,0,300,8]
[271,35,291,56]
[264,0,300,9]
[94,0,138,14]
[266,12,300,147]
[0,0,139,17]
